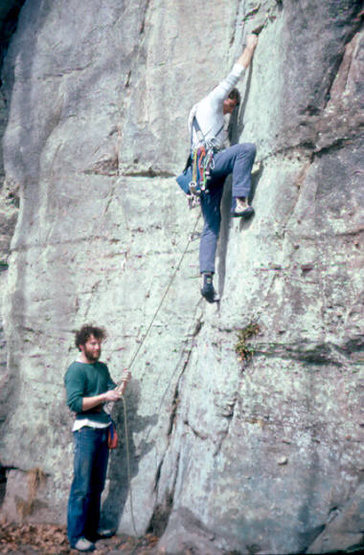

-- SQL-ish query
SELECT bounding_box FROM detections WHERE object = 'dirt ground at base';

[0,522,160,554]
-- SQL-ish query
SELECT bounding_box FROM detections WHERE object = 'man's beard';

[84,347,101,363]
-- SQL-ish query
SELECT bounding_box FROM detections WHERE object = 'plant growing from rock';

[235,323,260,362]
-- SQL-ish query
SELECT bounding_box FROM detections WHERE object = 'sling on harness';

[188,116,223,205]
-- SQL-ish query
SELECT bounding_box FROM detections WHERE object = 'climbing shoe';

[231,198,254,218]
[201,273,218,303]
[74,537,95,552]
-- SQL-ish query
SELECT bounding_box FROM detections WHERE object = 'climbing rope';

[123,211,201,375]
[114,210,201,539]
[120,393,138,537]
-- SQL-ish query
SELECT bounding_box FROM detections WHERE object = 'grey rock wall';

[0,0,25,448]
[0,1,363,553]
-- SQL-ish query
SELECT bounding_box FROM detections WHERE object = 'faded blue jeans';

[200,143,256,274]
[67,427,109,547]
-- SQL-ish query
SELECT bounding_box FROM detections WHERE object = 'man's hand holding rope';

[115,368,132,396]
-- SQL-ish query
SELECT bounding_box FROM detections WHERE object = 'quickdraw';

[188,115,222,207]
[190,146,214,196]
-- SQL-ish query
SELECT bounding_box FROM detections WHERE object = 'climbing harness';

[190,144,214,197]
[188,116,223,206]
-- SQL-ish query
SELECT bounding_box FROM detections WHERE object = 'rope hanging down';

[122,211,201,376]
[114,211,201,538]
[120,394,138,537]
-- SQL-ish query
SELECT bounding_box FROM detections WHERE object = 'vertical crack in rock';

[280,154,314,239]
[322,9,363,110]
[166,381,181,439]
[165,314,204,440]
[147,452,180,538]
[229,0,242,47]
[147,314,204,537]
[139,0,151,35]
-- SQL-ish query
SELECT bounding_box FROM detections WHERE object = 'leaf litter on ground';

[0,522,159,554]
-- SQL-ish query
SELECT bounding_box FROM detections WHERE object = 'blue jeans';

[67,427,109,547]
[200,143,256,274]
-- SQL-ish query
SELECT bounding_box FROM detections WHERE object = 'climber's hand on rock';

[246,34,258,51]
[238,35,258,68]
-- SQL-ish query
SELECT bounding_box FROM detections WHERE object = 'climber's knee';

[243,142,256,159]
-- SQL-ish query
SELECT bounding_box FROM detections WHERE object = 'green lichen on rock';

[235,322,260,361]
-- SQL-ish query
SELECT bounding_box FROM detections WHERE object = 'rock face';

[0,0,26,391]
[0,1,363,553]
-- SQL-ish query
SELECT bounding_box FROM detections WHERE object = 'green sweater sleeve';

[64,363,87,413]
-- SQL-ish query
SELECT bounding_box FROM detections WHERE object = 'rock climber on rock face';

[64,324,131,552]
[177,34,258,303]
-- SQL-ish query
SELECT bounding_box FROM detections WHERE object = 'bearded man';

[64,324,130,552]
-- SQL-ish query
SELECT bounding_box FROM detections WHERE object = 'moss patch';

[235,323,260,362]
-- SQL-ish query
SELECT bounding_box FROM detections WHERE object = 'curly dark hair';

[75,324,106,350]
[228,88,241,105]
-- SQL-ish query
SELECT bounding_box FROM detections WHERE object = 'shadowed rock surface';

[0,1,363,553]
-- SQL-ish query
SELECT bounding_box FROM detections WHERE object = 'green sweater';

[64,361,116,424]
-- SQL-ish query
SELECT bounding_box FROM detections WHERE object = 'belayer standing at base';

[64,324,131,552]
[177,34,258,303]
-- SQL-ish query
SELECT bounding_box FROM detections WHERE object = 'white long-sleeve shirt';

[188,63,245,151]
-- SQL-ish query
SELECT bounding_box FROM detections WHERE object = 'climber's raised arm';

[237,34,259,69]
